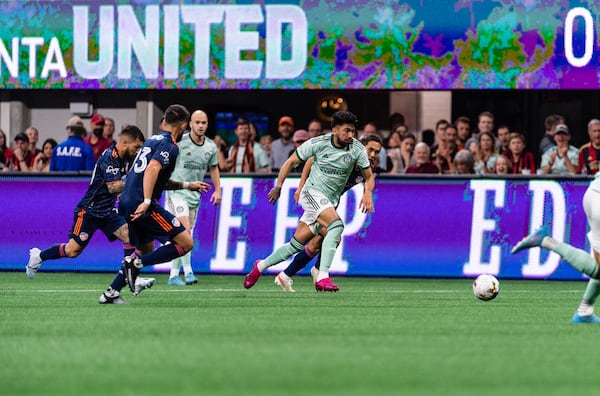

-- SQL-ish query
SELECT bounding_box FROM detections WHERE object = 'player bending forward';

[274,134,383,292]
[243,111,375,292]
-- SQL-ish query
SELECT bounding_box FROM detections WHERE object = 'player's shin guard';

[319,219,344,273]
[140,243,188,267]
[553,241,600,278]
[262,237,305,269]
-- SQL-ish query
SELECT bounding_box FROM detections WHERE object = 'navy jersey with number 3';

[119,132,179,217]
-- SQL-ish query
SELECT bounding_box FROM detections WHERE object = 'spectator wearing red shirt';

[84,114,113,161]
[3,132,35,172]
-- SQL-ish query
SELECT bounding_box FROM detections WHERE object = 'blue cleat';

[167,275,186,286]
[572,312,600,324]
[511,226,550,254]
[185,273,198,285]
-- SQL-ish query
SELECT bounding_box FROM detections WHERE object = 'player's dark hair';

[360,134,383,146]
[120,124,145,143]
[331,111,359,128]
[164,104,190,126]
[236,118,250,127]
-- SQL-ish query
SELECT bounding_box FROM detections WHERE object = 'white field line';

[0,289,584,294]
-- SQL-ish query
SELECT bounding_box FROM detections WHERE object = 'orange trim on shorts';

[73,209,86,235]
[151,211,173,232]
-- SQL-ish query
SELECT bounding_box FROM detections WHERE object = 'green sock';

[319,219,344,273]
[552,241,599,278]
[262,237,304,270]
[583,278,600,305]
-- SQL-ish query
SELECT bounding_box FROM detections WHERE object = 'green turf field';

[0,272,597,396]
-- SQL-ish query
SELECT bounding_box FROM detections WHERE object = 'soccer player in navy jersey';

[274,134,383,292]
[114,104,211,297]
[26,125,152,301]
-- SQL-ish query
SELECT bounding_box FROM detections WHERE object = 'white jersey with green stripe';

[296,134,370,207]
[167,133,218,208]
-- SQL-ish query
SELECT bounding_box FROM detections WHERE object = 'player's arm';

[268,151,303,204]
[359,166,375,213]
[106,180,125,195]
[164,178,211,192]
[130,159,162,221]
[294,156,313,203]
[209,165,221,205]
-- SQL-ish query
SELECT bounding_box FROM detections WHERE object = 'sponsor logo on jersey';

[176,205,185,213]
[151,134,165,141]
[320,198,329,205]
[105,165,120,175]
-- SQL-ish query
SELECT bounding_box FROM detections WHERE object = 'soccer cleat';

[134,277,155,295]
[184,273,198,285]
[511,226,550,254]
[99,288,129,305]
[315,277,339,292]
[25,247,42,279]
[167,276,186,286]
[571,312,600,324]
[274,272,295,292]
[122,256,143,295]
[310,266,319,284]
[244,260,262,289]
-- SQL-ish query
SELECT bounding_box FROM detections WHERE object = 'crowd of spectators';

[1,109,599,177]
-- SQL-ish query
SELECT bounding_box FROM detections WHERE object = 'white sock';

[316,270,329,282]
[257,260,267,272]
[577,301,594,316]
[169,266,180,278]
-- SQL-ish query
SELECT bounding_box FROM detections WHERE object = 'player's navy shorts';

[124,203,186,248]
[68,208,127,247]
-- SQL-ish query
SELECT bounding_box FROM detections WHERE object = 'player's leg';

[165,196,190,285]
[26,209,91,278]
[244,223,313,289]
[573,187,600,323]
[275,234,323,292]
[182,207,199,284]
[314,207,344,291]
[109,221,155,295]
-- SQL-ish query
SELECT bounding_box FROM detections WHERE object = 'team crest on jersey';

[172,218,181,227]
[176,205,185,213]
[320,198,329,205]
[342,154,351,164]
[160,151,170,164]
[205,152,211,160]
[79,232,89,241]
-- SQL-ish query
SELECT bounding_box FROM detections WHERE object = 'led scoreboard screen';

[0,1,598,89]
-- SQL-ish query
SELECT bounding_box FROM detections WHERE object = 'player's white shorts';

[298,188,334,235]
[165,196,198,229]
[583,186,600,252]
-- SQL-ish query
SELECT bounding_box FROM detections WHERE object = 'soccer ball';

[472,274,500,301]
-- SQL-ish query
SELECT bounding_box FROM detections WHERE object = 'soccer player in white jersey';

[512,168,600,323]
[243,111,375,292]
[165,109,221,285]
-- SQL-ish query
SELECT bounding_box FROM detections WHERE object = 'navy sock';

[284,246,316,277]
[40,243,66,261]
[110,268,127,291]
[139,243,187,267]
[315,254,321,270]
[123,243,136,257]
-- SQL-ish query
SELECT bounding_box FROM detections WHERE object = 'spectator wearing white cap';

[50,116,95,172]
[270,115,295,173]
[540,124,579,175]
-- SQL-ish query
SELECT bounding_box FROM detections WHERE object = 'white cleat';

[26,248,42,279]
[274,272,296,292]
[134,277,156,295]
[99,288,129,305]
